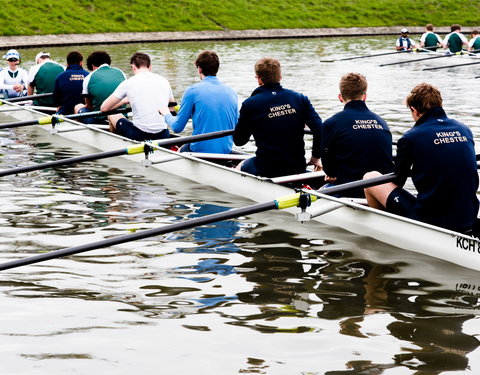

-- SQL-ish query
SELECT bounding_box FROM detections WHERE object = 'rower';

[74,51,126,124]
[419,24,444,52]
[0,49,28,98]
[363,83,479,233]
[101,52,175,141]
[27,51,64,107]
[320,73,393,198]
[233,57,322,178]
[52,51,89,115]
[395,29,417,51]
[443,24,468,54]
[159,50,238,154]
[468,29,480,53]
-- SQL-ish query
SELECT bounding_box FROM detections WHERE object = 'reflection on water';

[0,37,479,373]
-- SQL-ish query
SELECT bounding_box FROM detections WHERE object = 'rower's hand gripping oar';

[0,129,235,177]
[0,192,313,271]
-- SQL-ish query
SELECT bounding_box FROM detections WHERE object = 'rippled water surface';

[0,36,479,374]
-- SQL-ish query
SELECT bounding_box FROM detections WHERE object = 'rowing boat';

[1,102,480,272]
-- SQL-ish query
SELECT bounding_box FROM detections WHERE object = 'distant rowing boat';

[1,103,480,272]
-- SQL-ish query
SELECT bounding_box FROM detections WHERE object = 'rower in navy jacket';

[53,51,89,115]
[233,57,322,178]
[364,83,479,233]
[321,72,393,197]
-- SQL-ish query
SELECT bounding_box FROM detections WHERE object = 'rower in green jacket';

[420,24,443,52]
[27,52,64,106]
[443,24,468,54]
[468,30,480,53]
[74,51,126,124]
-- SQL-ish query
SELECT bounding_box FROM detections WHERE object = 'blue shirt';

[321,100,393,194]
[164,76,238,153]
[53,65,89,115]
[234,83,322,178]
[394,107,479,231]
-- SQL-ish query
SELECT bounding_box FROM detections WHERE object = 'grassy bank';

[3,0,480,36]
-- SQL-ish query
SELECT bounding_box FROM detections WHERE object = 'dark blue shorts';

[240,157,260,176]
[386,187,417,220]
[77,107,107,124]
[116,118,170,141]
[178,143,193,152]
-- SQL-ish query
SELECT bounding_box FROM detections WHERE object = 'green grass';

[2,0,479,36]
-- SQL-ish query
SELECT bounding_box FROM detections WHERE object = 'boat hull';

[2,106,480,272]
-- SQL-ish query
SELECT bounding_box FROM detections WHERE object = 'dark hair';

[451,24,461,32]
[406,83,443,114]
[86,51,111,71]
[426,24,434,31]
[130,52,151,68]
[195,50,219,76]
[66,51,83,66]
[339,72,368,100]
[254,57,281,84]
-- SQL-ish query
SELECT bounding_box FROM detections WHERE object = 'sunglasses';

[7,58,18,62]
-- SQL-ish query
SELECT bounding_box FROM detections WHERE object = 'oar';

[378,50,473,67]
[320,50,412,63]
[0,129,234,177]
[0,173,400,271]
[0,108,130,130]
[0,93,53,103]
[423,60,480,71]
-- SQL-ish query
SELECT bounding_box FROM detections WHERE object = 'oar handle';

[63,107,130,120]
[152,129,235,148]
[0,93,53,103]
[319,173,397,196]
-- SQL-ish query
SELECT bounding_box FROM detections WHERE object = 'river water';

[0,36,479,374]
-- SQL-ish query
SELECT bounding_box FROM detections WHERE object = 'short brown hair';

[406,83,443,114]
[426,24,434,31]
[339,73,367,100]
[130,52,151,68]
[451,24,461,32]
[255,58,281,85]
[195,50,219,76]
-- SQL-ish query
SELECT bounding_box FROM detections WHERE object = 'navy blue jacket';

[321,100,393,191]
[53,65,89,115]
[394,107,479,231]
[233,83,322,178]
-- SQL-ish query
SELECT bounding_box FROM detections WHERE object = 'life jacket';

[398,37,412,50]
